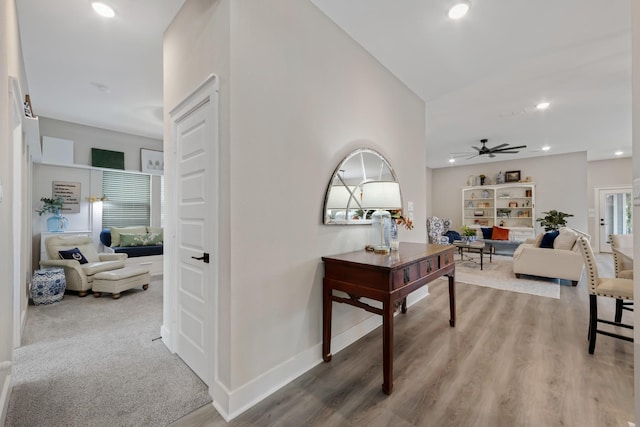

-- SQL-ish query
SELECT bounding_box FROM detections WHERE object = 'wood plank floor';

[171,260,634,427]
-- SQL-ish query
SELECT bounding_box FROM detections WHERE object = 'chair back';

[577,236,599,295]
[45,235,100,262]
[610,234,633,277]
[427,217,451,244]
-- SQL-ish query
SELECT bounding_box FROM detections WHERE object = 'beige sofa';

[40,235,127,296]
[512,228,589,286]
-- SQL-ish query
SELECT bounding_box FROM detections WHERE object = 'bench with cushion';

[100,226,164,276]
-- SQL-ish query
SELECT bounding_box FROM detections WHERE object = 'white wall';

[632,1,640,422]
[431,152,589,235]
[164,0,427,418]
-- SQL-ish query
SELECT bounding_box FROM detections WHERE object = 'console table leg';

[382,300,394,394]
[322,280,333,362]
[448,274,456,327]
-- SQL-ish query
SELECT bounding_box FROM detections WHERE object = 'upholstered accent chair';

[426,217,451,245]
[40,235,127,297]
[609,234,633,322]
[577,236,633,354]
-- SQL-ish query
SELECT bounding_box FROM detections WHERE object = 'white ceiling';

[17,1,631,168]
[16,0,184,140]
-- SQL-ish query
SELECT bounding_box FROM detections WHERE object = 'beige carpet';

[5,277,212,427]
[447,252,615,300]
[450,254,562,299]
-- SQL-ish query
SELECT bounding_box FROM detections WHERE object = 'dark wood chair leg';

[588,294,598,355]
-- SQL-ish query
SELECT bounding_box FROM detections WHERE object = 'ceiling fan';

[466,139,527,159]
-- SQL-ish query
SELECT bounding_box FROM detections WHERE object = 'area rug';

[5,277,212,427]
[450,254,561,299]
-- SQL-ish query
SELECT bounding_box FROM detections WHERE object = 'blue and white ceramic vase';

[31,268,66,305]
[47,209,68,232]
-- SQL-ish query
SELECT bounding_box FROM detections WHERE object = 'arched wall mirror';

[323,148,402,225]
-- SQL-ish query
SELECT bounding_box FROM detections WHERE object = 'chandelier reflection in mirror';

[323,148,402,225]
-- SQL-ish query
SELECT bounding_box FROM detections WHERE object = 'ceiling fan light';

[448,1,470,19]
[536,102,550,110]
[92,2,115,18]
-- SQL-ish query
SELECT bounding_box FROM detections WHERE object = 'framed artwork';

[505,170,521,182]
[141,149,164,175]
[92,148,124,170]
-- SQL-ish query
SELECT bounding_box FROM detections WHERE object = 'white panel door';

[598,187,632,253]
[174,89,217,384]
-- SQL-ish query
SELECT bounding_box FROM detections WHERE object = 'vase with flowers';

[37,197,68,232]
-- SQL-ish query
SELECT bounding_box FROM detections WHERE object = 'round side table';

[31,268,66,305]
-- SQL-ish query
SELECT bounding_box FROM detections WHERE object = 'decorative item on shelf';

[36,197,68,232]
[509,201,518,208]
[479,174,486,185]
[467,175,475,186]
[466,201,474,208]
[536,210,574,231]
[499,220,505,226]
[496,171,505,184]
[505,170,521,182]
[525,189,532,197]
[524,176,532,182]
[499,192,510,198]
[24,94,34,118]
[474,210,484,217]
[481,189,490,198]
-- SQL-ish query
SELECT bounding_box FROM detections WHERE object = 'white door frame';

[164,74,220,389]
[594,185,633,253]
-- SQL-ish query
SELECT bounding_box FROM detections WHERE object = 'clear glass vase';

[47,209,68,232]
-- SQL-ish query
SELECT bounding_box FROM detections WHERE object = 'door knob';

[191,252,210,263]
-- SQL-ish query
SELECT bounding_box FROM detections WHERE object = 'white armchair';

[40,235,127,297]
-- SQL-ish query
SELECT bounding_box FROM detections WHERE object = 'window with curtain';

[102,170,151,227]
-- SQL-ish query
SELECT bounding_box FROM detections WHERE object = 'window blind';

[102,171,151,227]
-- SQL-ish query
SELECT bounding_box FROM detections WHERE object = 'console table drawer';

[392,254,443,290]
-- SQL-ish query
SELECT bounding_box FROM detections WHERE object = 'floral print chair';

[427,217,452,245]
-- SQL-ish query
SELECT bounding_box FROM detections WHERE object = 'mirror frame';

[323,148,401,225]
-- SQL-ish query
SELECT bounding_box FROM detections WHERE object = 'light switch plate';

[407,201,414,212]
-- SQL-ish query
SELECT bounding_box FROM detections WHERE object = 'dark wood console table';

[322,242,456,395]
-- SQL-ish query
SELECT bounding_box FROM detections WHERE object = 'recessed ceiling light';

[536,102,550,110]
[541,145,551,151]
[449,158,456,163]
[615,150,624,156]
[92,2,115,18]
[448,1,470,19]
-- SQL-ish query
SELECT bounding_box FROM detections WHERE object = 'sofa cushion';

[491,226,510,240]
[147,226,164,241]
[109,226,147,247]
[554,228,579,250]
[120,232,163,247]
[539,231,560,249]
[81,260,126,276]
[534,233,544,247]
[58,247,88,264]
[480,227,493,239]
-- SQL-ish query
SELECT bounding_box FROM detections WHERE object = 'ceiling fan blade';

[492,150,520,154]
[465,153,479,160]
[489,153,496,158]
[488,143,508,151]
[492,145,527,152]
[471,146,482,152]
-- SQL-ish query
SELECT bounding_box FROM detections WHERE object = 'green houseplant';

[536,210,574,232]
[36,196,65,216]
[460,225,477,241]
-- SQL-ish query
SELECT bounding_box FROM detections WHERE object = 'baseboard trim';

[0,372,12,427]
[160,324,173,352]
[215,286,431,420]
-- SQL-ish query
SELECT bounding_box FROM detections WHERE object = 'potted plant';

[460,225,477,241]
[36,197,68,232]
[36,197,65,216]
[536,210,574,232]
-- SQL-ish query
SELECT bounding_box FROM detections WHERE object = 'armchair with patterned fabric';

[427,217,452,245]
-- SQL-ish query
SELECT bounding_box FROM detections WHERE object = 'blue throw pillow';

[539,231,560,249]
[480,227,493,239]
[58,247,88,264]
[444,230,461,243]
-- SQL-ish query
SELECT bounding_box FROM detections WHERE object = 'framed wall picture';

[92,148,124,170]
[141,149,164,175]
[505,170,521,182]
